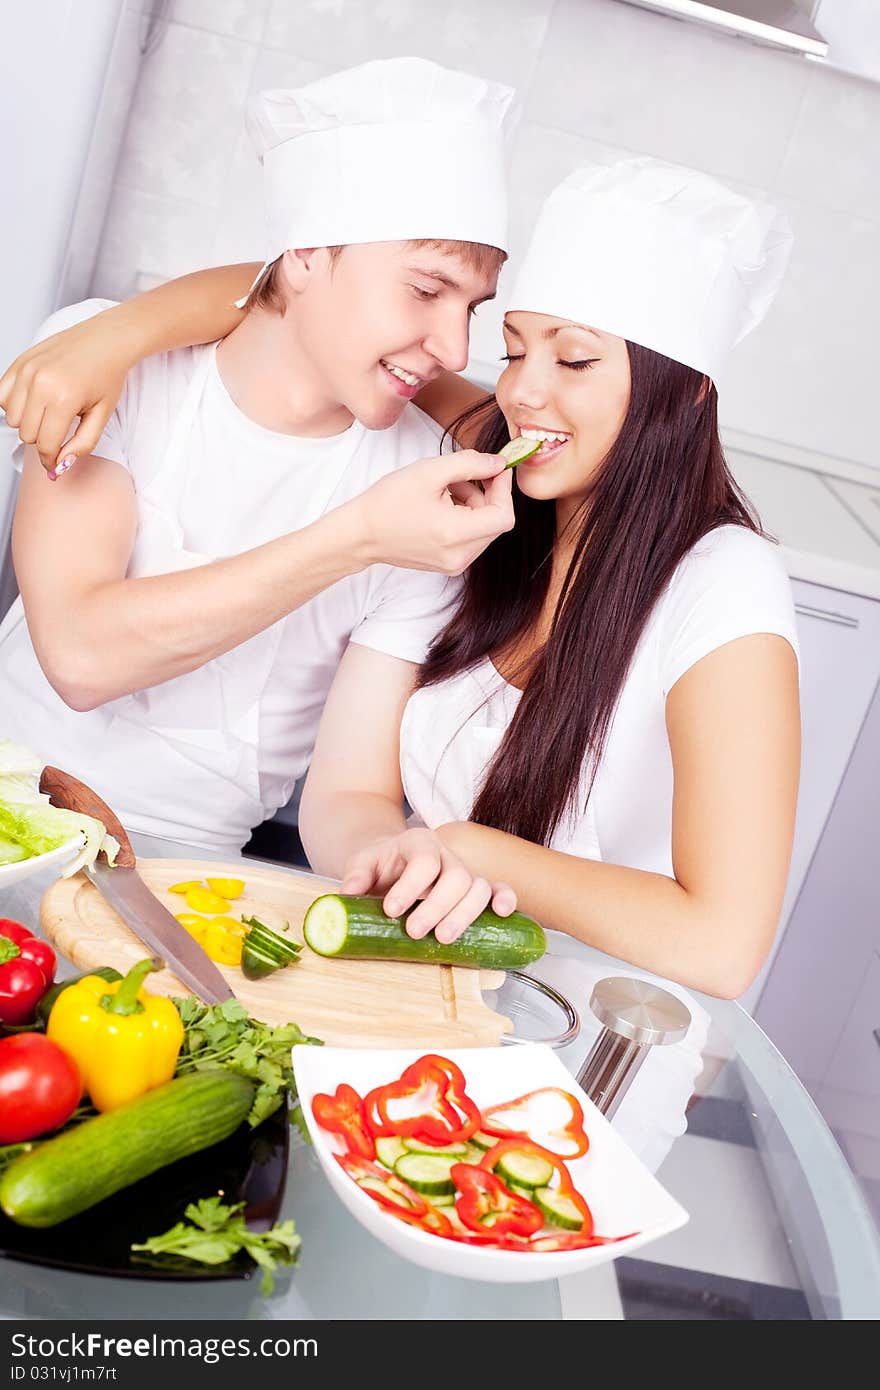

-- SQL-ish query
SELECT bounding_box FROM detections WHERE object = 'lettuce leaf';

[0,740,120,875]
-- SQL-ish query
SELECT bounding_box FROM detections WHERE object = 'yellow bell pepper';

[169,880,204,894]
[175,913,244,965]
[46,958,184,1112]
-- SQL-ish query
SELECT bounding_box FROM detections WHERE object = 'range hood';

[615,1,828,58]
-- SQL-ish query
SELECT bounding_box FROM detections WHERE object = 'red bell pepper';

[312,1083,376,1159]
[481,1087,590,1159]
[0,920,57,1026]
[529,1231,635,1252]
[479,1137,594,1236]
[364,1053,481,1145]
[450,1162,544,1238]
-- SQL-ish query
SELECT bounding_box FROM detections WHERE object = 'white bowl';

[0,835,83,890]
[292,1042,689,1284]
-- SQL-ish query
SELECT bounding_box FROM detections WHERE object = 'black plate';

[0,1101,289,1281]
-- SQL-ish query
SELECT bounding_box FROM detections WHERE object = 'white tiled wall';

[93,0,880,471]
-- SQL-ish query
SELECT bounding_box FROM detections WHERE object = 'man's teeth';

[520,428,571,444]
[382,360,421,387]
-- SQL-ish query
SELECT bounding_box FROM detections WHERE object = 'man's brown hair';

[243,240,506,315]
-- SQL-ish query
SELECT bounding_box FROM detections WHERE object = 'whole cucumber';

[0,1069,253,1228]
[303,894,546,970]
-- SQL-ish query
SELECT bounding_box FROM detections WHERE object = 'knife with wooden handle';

[39,766,235,1005]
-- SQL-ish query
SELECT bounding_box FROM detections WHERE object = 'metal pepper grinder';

[576,977,692,1120]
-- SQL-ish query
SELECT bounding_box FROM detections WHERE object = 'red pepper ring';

[312,1083,376,1160]
[479,1138,594,1237]
[529,1231,637,1253]
[481,1086,590,1159]
[364,1054,480,1145]
[450,1162,544,1238]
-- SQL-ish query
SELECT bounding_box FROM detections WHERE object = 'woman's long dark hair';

[418,341,764,847]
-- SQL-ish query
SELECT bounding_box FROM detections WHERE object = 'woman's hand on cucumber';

[340,827,516,944]
[0,313,129,477]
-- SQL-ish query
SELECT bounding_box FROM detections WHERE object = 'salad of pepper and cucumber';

[311,1053,637,1253]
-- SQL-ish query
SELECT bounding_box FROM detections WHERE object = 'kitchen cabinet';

[738,578,880,1015]
[754,666,880,1222]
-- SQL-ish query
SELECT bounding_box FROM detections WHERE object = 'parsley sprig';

[172,996,322,1130]
[132,1197,300,1294]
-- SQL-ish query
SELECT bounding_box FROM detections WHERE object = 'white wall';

[90,0,880,471]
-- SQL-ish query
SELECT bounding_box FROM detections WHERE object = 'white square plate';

[293,1043,689,1283]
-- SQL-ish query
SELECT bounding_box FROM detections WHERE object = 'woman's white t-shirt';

[400,525,798,1170]
[0,301,457,852]
[400,525,800,877]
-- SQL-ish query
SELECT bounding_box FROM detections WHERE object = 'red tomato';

[0,1034,82,1143]
[0,919,56,987]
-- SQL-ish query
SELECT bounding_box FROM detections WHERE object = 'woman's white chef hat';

[235,57,516,306]
[508,158,793,383]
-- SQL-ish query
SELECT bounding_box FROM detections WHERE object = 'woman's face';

[495,311,631,514]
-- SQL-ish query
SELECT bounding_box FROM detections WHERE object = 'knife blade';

[39,766,235,1005]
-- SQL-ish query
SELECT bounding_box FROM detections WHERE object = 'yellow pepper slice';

[169,880,204,894]
[206,877,245,900]
[184,886,230,915]
[175,912,210,946]
[203,921,245,966]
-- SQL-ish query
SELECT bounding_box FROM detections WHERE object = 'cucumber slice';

[534,1187,585,1231]
[402,1137,469,1158]
[357,1175,412,1209]
[375,1137,408,1169]
[302,894,546,971]
[460,1142,486,1164]
[499,436,542,468]
[470,1131,499,1151]
[509,1183,535,1200]
[431,1192,456,1208]
[496,1148,555,1189]
[393,1152,456,1195]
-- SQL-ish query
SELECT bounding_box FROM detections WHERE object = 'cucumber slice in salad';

[393,1152,457,1195]
[495,1147,555,1189]
[533,1187,585,1231]
[499,436,541,468]
[375,1137,408,1169]
[401,1137,469,1158]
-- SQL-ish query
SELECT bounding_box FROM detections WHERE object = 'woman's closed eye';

[499,353,599,371]
[410,285,439,301]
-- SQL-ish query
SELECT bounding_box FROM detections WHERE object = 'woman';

[0,158,800,1002]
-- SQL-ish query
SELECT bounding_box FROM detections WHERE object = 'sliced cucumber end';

[303,895,349,956]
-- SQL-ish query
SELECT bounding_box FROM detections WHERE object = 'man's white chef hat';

[235,57,516,307]
[508,158,793,383]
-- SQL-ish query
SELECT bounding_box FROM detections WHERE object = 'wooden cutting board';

[40,858,513,1049]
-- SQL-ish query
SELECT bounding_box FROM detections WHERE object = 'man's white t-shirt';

[0,300,457,852]
[400,524,800,877]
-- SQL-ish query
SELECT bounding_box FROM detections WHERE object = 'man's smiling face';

[291,240,503,430]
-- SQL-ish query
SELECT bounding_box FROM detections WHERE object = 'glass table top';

[2,833,878,1321]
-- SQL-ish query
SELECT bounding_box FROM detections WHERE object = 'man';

[0,57,516,938]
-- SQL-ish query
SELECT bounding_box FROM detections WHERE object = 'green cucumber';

[240,914,301,981]
[0,1069,253,1228]
[35,967,123,1027]
[470,1130,500,1151]
[431,1192,456,1208]
[302,895,546,971]
[375,1136,408,1169]
[533,1187,585,1231]
[496,1147,555,1189]
[393,1152,457,1195]
[499,437,541,468]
